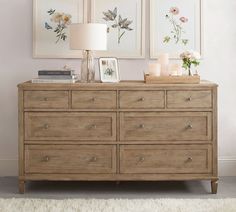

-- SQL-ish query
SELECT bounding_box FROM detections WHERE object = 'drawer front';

[120,112,212,141]
[119,91,165,109]
[120,145,212,174]
[25,112,116,141]
[24,91,69,109]
[72,91,117,109]
[25,145,116,174]
[167,90,212,108]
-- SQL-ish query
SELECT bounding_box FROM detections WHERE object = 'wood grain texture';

[119,91,165,109]
[120,112,212,141]
[18,81,218,194]
[72,91,117,109]
[24,91,69,109]
[24,112,116,141]
[120,145,212,174]
[25,145,116,174]
[167,90,212,108]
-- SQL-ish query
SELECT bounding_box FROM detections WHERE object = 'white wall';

[0,0,236,176]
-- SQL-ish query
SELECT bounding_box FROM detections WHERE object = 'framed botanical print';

[150,0,203,59]
[91,0,145,58]
[33,0,87,58]
[99,58,120,83]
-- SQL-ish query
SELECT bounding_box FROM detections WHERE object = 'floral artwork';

[33,0,85,58]
[163,7,189,46]
[102,7,133,44]
[44,9,72,44]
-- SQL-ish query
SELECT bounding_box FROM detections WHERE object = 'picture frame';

[33,0,87,58]
[99,58,120,83]
[150,0,203,59]
[91,0,145,59]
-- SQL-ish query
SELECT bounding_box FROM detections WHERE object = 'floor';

[0,177,235,199]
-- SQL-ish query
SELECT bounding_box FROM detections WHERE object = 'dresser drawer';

[119,91,165,109]
[72,91,117,109]
[25,112,116,141]
[120,145,212,174]
[24,91,69,109]
[25,145,116,174]
[167,90,212,108]
[120,112,212,141]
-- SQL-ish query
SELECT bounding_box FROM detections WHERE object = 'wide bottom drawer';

[120,145,212,174]
[25,145,116,174]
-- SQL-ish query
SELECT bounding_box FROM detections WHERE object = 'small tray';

[144,74,200,84]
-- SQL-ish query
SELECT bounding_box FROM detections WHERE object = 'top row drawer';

[24,90,212,109]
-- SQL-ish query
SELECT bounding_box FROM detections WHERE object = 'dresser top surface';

[18,80,218,89]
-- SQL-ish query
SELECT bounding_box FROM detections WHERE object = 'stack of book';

[32,70,79,83]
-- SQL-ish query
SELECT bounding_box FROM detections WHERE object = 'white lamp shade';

[70,23,107,51]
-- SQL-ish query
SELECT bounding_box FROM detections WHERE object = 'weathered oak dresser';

[18,81,218,194]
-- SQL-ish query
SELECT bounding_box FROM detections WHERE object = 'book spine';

[38,75,77,80]
[38,70,75,76]
[32,78,78,84]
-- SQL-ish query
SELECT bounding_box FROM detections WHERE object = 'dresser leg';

[211,180,218,194]
[19,180,25,194]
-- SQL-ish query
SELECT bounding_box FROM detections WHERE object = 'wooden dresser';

[18,81,218,194]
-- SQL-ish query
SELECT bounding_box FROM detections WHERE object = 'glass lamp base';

[81,50,95,83]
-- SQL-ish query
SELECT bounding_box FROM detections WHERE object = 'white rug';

[0,198,236,212]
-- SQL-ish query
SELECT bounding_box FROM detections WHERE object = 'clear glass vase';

[81,50,95,83]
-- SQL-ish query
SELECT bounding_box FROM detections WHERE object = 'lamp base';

[81,50,95,83]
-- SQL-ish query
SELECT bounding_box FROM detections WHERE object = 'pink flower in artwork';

[169,7,179,15]
[180,17,188,23]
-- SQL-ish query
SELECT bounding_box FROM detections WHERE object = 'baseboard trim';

[0,158,236,177]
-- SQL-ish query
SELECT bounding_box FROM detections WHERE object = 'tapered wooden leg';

[19,180,25,194]
[211,180,218,194]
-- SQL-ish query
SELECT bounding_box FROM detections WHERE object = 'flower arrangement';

[45,9,72,44]
[102,7,133,44]
[164,7,189,46]
[180,50,201,76]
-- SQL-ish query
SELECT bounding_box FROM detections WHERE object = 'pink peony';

[180,17,188,23]
[169,7,179,15]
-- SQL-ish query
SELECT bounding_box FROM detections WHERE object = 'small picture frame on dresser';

[99,58,120,83]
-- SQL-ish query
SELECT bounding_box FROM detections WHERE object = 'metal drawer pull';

[139,157,145,162]
[139,124,145,129]
[139,97,145,102]
[186,124,193,129]
[44,124,49,129]
[43,156,50,162]
[91,97,96,102]
[44,97,48,101]
[91,124,97,129]
[187,157,193,162]
[186,97,192,102]
[90,157,97,162]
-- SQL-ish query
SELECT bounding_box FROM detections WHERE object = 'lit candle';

[169,64,182,76]
[158,53,169,76]
[148,63,161,76]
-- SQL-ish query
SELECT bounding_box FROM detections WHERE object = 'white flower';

[192,51,201,60]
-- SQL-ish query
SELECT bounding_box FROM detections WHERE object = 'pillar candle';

[148,63,161,76]
[158,53,169,76]
[169,64,182,76]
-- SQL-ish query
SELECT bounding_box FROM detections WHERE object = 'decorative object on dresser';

[18,81,218,194]
[180,50,201,76]
[32,69,78,83]
[70,23,107,83]
[99,58,120,83]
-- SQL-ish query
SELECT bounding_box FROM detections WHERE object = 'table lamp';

[70,23,107,83]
